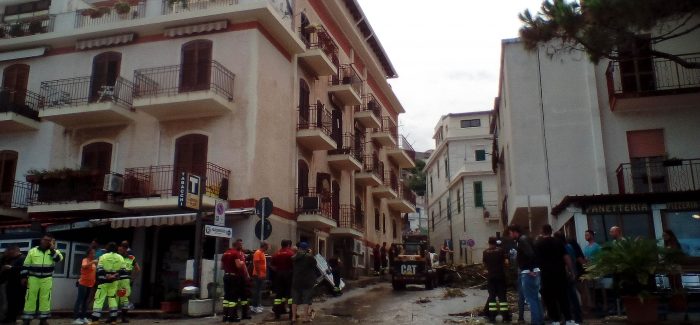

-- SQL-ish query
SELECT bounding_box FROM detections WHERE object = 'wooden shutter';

[298,79,310,127]
[173,134,209,195]
[81,142,112,174]
[0,151,18,199]
[3,64,30,106]
[627,129,666,158]
[332,180,340,220]
[90,52,121,102]
[474,181,483,208]
[298,160,309,196]
[180,40,212,92]
[331,108,342,146]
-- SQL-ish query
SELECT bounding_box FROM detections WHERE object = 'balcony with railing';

[388,182,416,213]
[0,15,54,39]
[38,76,135,128]
[26,170,126,214]
[296,187,337,229]
[616,158,700,194]
[353,93,382,129]
[296,103,337,151]
[356,155,383,187]
[327,133,363,171]
[372,169,398,199]
[133,60,235,120]
[0,181,33,219]
[75,2,146,29]
[123,162,230,210]
[606,54,700,111]
[328,64,362,106]
[298,25,338,76]
[0,88,42,132]
[371,116,398,147]
[330,205,364,238]
[386,134,416,169]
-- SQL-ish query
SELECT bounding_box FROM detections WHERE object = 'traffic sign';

[254,219,272,240]
[214,200,226,226]
[467,238,476,248]
[204,224,232,238]
[255,197,273,218]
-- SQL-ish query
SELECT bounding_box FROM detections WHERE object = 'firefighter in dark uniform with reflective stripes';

[270,239,295,319]
[221,239,251,323]
[21,234,64,325]
[90,242,125,325]
[483,237,511,322]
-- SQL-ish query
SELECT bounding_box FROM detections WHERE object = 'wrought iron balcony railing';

[354,93,382,118]
[338,204,364,232]
[40,76,134,110]
[299,25,339,66]
[296,187,335,220]
[297,103,332,135]
[361,155,383,179]
[27,171,119,205]
[123,162,230,199]
[606,54,700,100]
[329,64,363,95]
[328,133,364,161]
[75,2,146,28]
[0,88,42,120]
[133,60,235,101]
[375,116,398,140]
[0,181,33,209]
[398,183,416,205]
[0,15,54,39]
[616,158,700,194]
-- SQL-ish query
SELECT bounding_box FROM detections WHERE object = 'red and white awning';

[76,33,135,50]
[164,20,228,37]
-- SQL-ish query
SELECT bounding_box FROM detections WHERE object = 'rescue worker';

[482,237,511,323]
[117,241,140,323]
[270,239,294,319]
[90,242,125,325]
[221,239,251,323]
[21,234,63,325]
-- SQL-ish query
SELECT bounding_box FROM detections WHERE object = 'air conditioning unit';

[300,196,320,210]
[103,173,124,193]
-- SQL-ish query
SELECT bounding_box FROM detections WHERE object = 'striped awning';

[108,213,197,228]
[0,47,48,62]
[164,20,228,38]
[76,33,135,50]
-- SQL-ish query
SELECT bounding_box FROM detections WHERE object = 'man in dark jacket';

[508,225,543,325]
[482,237,511,322]
[291,242,317,323]
[1,246,25,323]
[535,225,574,325]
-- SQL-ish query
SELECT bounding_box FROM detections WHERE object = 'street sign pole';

[212,237,219,316]
[193,176,205,299]
[260,202,265,244]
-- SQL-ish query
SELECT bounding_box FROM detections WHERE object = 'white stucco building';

[425,111,502,264]
[493,19,700,254]
[0,0,415,310]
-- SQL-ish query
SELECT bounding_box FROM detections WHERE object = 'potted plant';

[584,237,682,324]
[25,169,44,183]
[89,7,110,19]
[9,24,23,37]
[28,20,43,34]
[113,1,131,15]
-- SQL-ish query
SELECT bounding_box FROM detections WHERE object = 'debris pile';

[443,288,466,299]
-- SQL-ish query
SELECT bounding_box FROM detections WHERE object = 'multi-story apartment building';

[493,21,700,254]
[0,0,415,309]
[425,111,501,264]
[404,150,430,235]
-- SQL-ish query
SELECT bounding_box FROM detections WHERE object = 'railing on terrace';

[607,54,700,98]
[376,116,398,140]
[329,64,363,95]
[161,0,292,23]
[383,170,398,192]
[0,15,55,39]
[395,134,416,161]
[338,205,364,232]
[0,181,33,209]
[123,162,230,199]
[28,171,118,205]
[297,103,332,135]
[361,155,382,179]
[296,187,334,220]
[75,2,146,28]
[616,158,700,194]
[133,61,235,101]
[0,88,43,120]
[39,76,134,110]
[299,25,339,66]
[134,60,236,101]
[398,183,416,206]
[328,133,364,161]
[354,93,381,118]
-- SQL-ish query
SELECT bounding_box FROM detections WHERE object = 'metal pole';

[527,195,532,234]
[260,202,265,244]
[194,176,206,299]
[212,238,219,316]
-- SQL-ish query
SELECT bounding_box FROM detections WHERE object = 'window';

[180,40,213,92]
[457,190,461,213]
[460,119,481,128]
[619,37,655,93]
[318,239,326,257]
[431,211,435,228]
[444,157,449,180]
[81,142,112,174]
[90,52,121,102]
[627,129,666,193]
[437,162,440,179]
[587,213,654,243]
[430,176,434,194]
[0,239,32,253]
[53,241,70,277]
[375,208,380,230]
[662,210,700,257]
[392,219,397,239]
[3,0,50,16]
[297,160,309,195]
[474,181,483,208]
[382,214,386,234]
[0,151,18,207]
[298,79,310,126]
[475,150,486,161]
[70,242,91,278]
[2,64,30,106]
[438,201,442,220]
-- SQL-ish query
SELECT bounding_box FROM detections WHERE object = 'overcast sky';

[356,0,544,152]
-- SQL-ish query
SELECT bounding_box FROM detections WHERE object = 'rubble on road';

[437,264,488,288]
[443,288,466,299]
[415,297,432,304]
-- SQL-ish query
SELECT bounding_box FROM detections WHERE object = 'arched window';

[2,64,30,106]
[174,134,208,177]
[298,160,309,196]
[81,142,113,173]
[0,150,18,206]
[355,196,363,225]
[180,40,212,92]
[298,79,310,128]
[90,52,121,102]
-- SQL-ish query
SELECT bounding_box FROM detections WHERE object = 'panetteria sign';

[584,203,649,214]
[666,201,700,211]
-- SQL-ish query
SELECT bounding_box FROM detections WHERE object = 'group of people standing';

[221,239,329,324]
[372,242,399,275]
[0,235,139,325]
